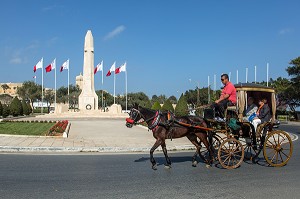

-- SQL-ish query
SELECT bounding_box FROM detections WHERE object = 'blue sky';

[0,0,299,99]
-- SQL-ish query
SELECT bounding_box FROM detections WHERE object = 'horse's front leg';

[150,139,162,170]
[161,142,171,169]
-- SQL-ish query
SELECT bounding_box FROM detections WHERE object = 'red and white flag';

[115,62,126,74]
[94,60,103,74]
[45,59,56,73]
[106,62,115,76]
[33,58,43,72]
[60,59,69,72]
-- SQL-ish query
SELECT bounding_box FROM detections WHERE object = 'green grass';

[0,122,54,136]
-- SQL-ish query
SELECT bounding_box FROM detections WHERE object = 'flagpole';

[41,58,44,114]
[267,63,269,87]
[254,65,257,84]
[246,67,248,83]
[114,62,116,104]
[68,59,70,107]
[54,58,57,112]
[125,62,127,112]
[101,61,104,110]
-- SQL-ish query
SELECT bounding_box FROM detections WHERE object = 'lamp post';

[189,79,200,106]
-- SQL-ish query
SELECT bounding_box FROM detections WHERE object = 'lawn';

[0,122,54,136]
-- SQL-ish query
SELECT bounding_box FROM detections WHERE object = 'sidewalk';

[0,117,196,153]
[0,117,298,153]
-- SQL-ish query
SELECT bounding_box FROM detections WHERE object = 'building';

[0,82,22,97]
[76,73,83,90]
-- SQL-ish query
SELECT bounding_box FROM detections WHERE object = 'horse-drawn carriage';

[126,83,293,170]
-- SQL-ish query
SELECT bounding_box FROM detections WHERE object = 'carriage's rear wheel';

[263,130,293,167]
[218,138,244,169]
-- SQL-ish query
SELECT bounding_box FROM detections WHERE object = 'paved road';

[0,146,299,199]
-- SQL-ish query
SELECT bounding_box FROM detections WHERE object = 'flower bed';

[48,120,69,136]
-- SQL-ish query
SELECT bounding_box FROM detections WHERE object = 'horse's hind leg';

[198,133,213,167]
[161,142,171,169]
[186,134,202,167]
[150,140,162,170]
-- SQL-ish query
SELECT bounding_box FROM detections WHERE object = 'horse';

[126,106,213,170]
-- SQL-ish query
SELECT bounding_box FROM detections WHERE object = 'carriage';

[203,83,293,169]
[125,83,293,170]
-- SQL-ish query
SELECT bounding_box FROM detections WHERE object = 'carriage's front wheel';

[263,130,293,167]
[218,138,244,169]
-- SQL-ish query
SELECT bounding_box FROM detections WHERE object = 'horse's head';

[125,107,143,128]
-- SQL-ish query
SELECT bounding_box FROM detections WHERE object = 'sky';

[0,0,299,99]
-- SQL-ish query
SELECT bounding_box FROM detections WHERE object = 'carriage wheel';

[201,134,222,161]
[218,138,244,169]
[243,125,263,161]
[263,130,293,167]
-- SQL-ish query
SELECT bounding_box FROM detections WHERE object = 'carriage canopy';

[234,83,276,122]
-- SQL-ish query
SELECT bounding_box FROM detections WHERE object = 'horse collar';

[148,111,161,131]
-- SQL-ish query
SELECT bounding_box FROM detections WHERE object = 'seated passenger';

[252,98,271,132]
[243,97,258,122]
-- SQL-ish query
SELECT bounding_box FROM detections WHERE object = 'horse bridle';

[129,108,162,130]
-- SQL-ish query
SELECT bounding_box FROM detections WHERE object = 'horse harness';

[130,109,213,140]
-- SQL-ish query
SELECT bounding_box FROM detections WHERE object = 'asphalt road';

[0,124,299,199]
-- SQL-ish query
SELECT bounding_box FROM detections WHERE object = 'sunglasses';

[221,78,226,81]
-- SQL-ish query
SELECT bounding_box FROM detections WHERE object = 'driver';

[211,74,236,120]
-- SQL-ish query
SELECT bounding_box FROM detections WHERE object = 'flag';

[33,58,43,72]
[45,59,56,73]
[106,62,115,76]
[94,60,103,74]
[60,59,69,72]
[115,62,126,74]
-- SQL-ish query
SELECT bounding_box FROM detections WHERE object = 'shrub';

[27,102,33,114]
[175,94,188,116]
[10,97,23,116]
[161,99,174,112]
[2,104,10,118]
[151,101,161,110]
[0,101,2,116]
[22,100,30,115]
[48,120,69,136]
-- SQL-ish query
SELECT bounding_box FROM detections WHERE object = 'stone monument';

[78,30,98,111]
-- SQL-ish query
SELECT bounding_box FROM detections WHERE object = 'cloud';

[279,28,292,35]
[46,37,58,47]
[9,57,23,64]
[103,25,126,41]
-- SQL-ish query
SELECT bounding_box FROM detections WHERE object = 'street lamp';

[189,79,200,106]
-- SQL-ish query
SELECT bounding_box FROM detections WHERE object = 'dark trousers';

[211,99,232,118]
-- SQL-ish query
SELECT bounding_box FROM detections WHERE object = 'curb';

[0,145,196,153]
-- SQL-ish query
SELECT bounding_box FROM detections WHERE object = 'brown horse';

[126,106,213,170]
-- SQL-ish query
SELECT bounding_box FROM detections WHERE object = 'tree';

[1,84,10,94]
[175,94,188,116]
[10,97,23,116]
[27,102,33,114]
[151,101,161,110]
[2,104,9,118]
[0,94,13,105]
[161,99,174,112]
[0,101,2,116]
[22,100,30,115]
[285,56,300,119]
[17,81,42,106]
[168,95,177,104]
[126,92,151,109]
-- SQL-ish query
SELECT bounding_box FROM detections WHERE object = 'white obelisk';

[78,30,98,111]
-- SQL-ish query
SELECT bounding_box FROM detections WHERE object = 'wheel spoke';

[272,134,278,145]
[278,151,284,163]
[280,150,290,158]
